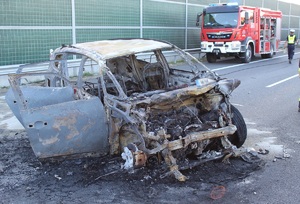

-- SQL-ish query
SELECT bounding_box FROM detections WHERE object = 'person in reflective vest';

[285,29,298,64]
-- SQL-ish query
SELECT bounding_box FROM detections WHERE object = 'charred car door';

[5,62,109,159]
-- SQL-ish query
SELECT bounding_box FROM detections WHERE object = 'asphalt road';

[203,50,300,204]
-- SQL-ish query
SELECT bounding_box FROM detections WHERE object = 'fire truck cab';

[196,3,282,63]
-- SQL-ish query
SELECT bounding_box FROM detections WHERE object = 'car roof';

[57,39,174,60]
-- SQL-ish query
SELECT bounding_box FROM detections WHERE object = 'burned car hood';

[133,78,240,107]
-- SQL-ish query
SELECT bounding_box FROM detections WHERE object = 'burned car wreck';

[6,39,247,181]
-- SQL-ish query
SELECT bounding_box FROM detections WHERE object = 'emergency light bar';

[208,2,238,7]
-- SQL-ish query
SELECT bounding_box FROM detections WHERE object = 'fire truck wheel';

[241,45,252,63]
[228,105,247,148]
[206,53,217,63]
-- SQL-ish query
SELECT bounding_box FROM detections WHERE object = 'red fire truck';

[196,3,282,63]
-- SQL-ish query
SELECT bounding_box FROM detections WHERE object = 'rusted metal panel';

[148,83,217,106]
[74,39,173,60]
[20,97,108,158]
[167,125,237,151]
[5,86,74,126]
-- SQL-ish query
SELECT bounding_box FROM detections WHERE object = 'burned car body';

[6,39,247,181]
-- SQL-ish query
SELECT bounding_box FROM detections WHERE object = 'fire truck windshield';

[203,12,238,28]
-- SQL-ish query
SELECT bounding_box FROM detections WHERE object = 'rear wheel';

[228,105,247,147]
[261,45,274,59]
[206,53,217,63]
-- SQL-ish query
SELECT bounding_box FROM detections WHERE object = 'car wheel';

[228,105,247,147]
[206,53,217,63]
[241,44,252,63]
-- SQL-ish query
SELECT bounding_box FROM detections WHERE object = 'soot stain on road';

[0,128,264,203]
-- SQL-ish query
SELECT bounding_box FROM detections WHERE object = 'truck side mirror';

[245,12,249,24]
[196,13,202,27]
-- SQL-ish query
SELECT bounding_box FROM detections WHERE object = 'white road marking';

[212,64,243,71]
[246,122,256,125]
[231,103,243,107]
[266,74,298,88]
[211,51,299,72]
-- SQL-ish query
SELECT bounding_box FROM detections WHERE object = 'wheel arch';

[240,37,255,53]
[240,38,254,63]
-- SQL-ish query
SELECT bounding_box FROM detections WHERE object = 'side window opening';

[137,50,168,91]
[102,71,121,97]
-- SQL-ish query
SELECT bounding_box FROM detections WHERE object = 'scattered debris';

[240,149,261,163]
[54,174,62,180]
[283,153,291,158]
[258,148,269,155]
[274,151,291,160]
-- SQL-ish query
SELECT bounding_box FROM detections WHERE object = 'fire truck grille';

[207,33,232,39]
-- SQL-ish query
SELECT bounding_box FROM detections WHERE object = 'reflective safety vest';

[288,35,296,44]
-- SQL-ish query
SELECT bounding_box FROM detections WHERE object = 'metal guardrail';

[0,41,288,76]
[0,65,24,76]
[0,60,82,76]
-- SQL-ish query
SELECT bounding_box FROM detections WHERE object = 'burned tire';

[206,53,217,63]
[228,105,247,147]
